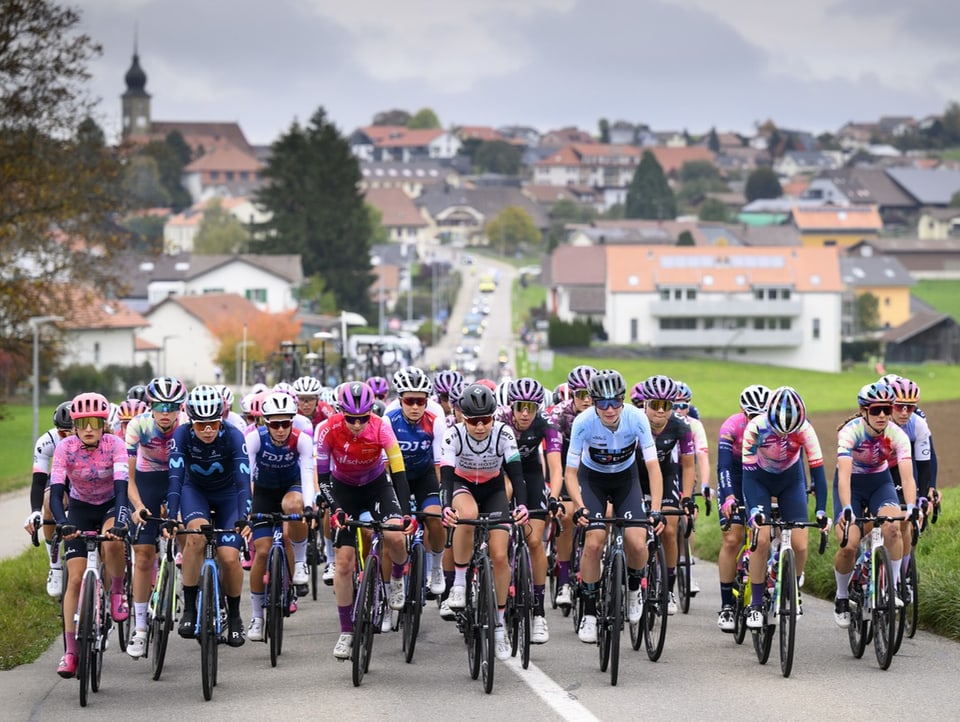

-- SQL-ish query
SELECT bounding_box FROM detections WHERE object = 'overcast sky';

[78,0,960,146]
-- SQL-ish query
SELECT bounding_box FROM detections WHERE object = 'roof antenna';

[133,21,139,56]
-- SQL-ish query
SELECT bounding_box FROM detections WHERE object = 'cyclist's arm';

[314,425,336,509]
[229,427,251,520]
[296,431,316,506]
[640,443,663,512]
[109,437,131,526]
[166,429,187,520]
[384,438,410,513]
[49,444,70,525]
[30,431,55,513]
[30,472,48,514]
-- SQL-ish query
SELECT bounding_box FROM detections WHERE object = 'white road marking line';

[503,656,600,721]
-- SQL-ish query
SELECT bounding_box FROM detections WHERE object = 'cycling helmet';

[185,385,224,422]
[553,383,571,403]
[857,382,895,408]
[447,381,466,407]
[239,393,255,415]
[640,375,678,401]
[339,381,375,416]
[248,391,268,418]
[261,391,298,417]
[147,376,187,405]
[739,384,771,417]
[630,382,645,406]
[251,383,269,395]
[542,388,554,408]
[366,376,390,398]
[434,370,464,396]
[214,384,234,409]
[495,379,512,408]
[567,365,597,391]
[475,378,497,391]
[889,377,920,404]
[107,403,121,429]
[675,381,693,403]
[879,373,901,387]
[292,376,323,397]
[273,381,298,402]
[371,399,387,418]
[393,367,432,395]
[319,386,336,405]
[127,384,148,402]
[589,369,626,400]
[767,386,806,435]
[53,402,73,430]
[118,399,148,421]
[459,384,497,417]
[508,378,545,405]
[70,392,110,420]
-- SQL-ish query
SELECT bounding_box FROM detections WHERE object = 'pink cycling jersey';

[125,414,179,472]
[837,417,911,474]
[51,434,128,506]
[315,414,404,486]
[742,416,824,474]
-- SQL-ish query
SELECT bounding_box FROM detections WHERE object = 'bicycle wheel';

[402,543,424,663]
[847,575,868,659]
[732,581,748,646]
[642,541,668,661]
[77,572,96,707]
[307,529,320,601]
[517,543,532,669]
[351,561,376,687]
[904,554,919,639]
[677,519,692,614]
[267,547,283,668]
[150,559,175,681]
[608,553,625,686]
[199,566,217,701]
[752,594,774,665]
[116,552,133,653]
[778,548,797,678]
[872,546,896,670]
[466,563,481,681]
[546,530,558,610]
[479,556,497,694]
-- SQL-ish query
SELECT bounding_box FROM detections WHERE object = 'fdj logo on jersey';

[398,440,432,453]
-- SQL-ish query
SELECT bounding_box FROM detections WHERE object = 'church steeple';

[121,28,151,137]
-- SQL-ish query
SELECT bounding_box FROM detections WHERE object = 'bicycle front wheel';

[872,546,896,670]
[77,572,96,707]
[778,548,798,678]
[116,551,133,653]
[608,552,625,686]
[267,547,284,667]
[904,554,919,639]
[677,520,692,614]
[151,559,175,681]
[199,566,217,701]
[479,556,497,694]
[516,543,532,669]
[642,541,668,661]
[351,560,376,687]
[466,564,481,680]
[402,543,424,663]
[847,574,868,659]
[307,529,320,601]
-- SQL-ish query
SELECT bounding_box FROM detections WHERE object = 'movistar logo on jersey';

[240,462,250,474]
[221,534,237,544]
[190,462,225,476]
[169,457,185,469]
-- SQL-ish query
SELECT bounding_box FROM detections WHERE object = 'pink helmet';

[70,392,110,420]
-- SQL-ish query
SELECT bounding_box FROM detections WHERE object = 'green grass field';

[0,547,62,669]
[913,279,960,321]
[0,403,56,493]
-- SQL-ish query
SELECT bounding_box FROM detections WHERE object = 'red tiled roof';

[135,335,161,351]
[456,126,505,142]
[52,286,149,330]
[156,293,263,333]
[647,146,717,175]
[550,245,606,285]
[364,187,427,228]
[377,128,444,148]
[184,144,263,172]
[791,206,882,231]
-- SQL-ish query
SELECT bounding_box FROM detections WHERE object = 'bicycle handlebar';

[839,512,918,549]
[443,514,519,548]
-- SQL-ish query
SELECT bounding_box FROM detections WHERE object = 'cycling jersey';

[495,408,563,470]
[684,416,709,454]
[742,415,827,512]
[716,412,749,500]
[566,405,657,474]
[637,414,694,503]
[49,435,129,523]
[439,421,527,508]
[125,413,179,472]
[386,405,445,478]
[887,413,934,492]
[246,425,315,501]
[166,424,250,521]
[836,417,912,474]
[30,427,64,511]
[224,411,246,433]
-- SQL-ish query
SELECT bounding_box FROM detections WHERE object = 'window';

[704,318,715,330]
[630,318,638,342]
[812,318,820,339]
[246,288,268,303]
[209,171,220,180]
[686,289,697,300]
[660,289,670,301]
[659,318,696,330]
[93,342,100,365]
[239,171,249,181]
[203,288,225,294]
[225,171,235,181]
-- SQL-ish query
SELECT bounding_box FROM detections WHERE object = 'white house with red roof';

[349,126,462,162]
[53,286,151,370]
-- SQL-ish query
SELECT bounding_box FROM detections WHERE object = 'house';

[363,188,431,246]
[886,168,960,207]
[790,205,883,247]
[917,207,960,240]
[532,144,641,192]
[544,245,607,325]
[496,126,541,147]
[565,220,709,247]
[839,255,915,331]
[882,311,960,364]
[608,121,638,146]
[163,196,271,254]
[416,186,549,246]
[802,169,917,227]
[647,146,717,179]
[348,126,462,162]
[181,145,265,203]
[773,151,842,178]
[54,286,150,371]
[846,238,960,279]
[547,244,844,372]
[359,160,457,197]
[836,122,877,150]
[540,128,595,148]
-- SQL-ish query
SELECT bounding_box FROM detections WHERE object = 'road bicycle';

[545,516,561,610]
[675,489,711,614]
[250,512,305,668]
[305,508,326,601]
[138,515,179,681]
[568,523,586,627]
[721,507,753,646]
[630,521,668,661]
[446,514,515,695]
[895,496,938,649]
[841,510,917,670]
[506,512,535,669]
[398,510,442,664]
[750,508,828,678]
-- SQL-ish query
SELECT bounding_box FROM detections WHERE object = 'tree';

[373,109,411,126]
[625,151,677,219]
[1,0,127,392]
[473,140,522,175]
[698,198,729,222]
[680,160,722,184]
[256,107,375,316]
[598,118,610,144]
[208,308,302,379]
[193,199,249,254]
[744,167,783,202]
[677,230,696,246]
[855,292,880,332]
[950,190,960,208]
[707,127,720,153]
[485,206,541,256]
[122,155,171,208]
[136,134,192,209]
[942,101,960,146]
[407,108,440,129]
[546,198,596,251]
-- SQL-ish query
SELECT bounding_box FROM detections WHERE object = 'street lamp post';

[30,315,62,446]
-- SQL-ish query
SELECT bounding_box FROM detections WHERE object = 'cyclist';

[434,369,464,417]
[386,367,447,596]
[315,381,413,660]
[273,382,314,434]
[673,380,710,595]
[495,377,563,644]
[637,375,696,616]
[293,375,335,428]
[25,401,74,597]
[215,384,246,432]
[244,391,315,640]
[833,382,917,627]
[548,364,596,609]
[567,369,665,644]
[715,384,771,631]
[49,393,130,678]
[440,383,529,661]
[124,376,187,657]
[629,382,644,408]
[742,386,828,628]
[127,384,149,403]
[166,385,252,647]
[117,398,148,438]
[367,375,391,402]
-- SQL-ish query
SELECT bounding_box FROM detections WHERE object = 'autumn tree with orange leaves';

[208,309,302,385]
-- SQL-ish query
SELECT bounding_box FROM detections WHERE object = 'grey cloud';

[830,0,960,45]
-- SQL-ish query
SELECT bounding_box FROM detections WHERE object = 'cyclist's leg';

[449,483,479,606]
[718,474,746,612]
[131,472,165,634]
[870,471,904,587]
[210,489,245,645]
[59,500,106,670]
[742,470,773,605]
[775,465,810,575]
[522,464,549,614]
[281,486,307,579]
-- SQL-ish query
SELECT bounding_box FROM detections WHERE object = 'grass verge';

[693,486,959,640]
[0,403,56,494]
[0,546,61,670]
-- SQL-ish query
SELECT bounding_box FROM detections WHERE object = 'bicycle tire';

[905,554,919,639]
[546,528,558,610]
[753,590,774,665]
[77,571,96,707]
[116,552,133,653]
[517,542,532,669]
[199,565,217,701]
[351,561,376,687]
[847,572,868,659]
[479,556,497,694]
[308,530,320,601]
[893,570,906,655]
[643,541,669,661]
[778,548,797,678]
[733,582,748,646]
[872,546,896,670]
[466,563,481,680]
[91,580,107,694]
[609,552,625,686]
[677,519,692,614]
[267,546,283,667]
[150,559,175,681]
[402,543,424,663]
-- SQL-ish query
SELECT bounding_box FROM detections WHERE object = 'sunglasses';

[645,399,672,412]
[631,399,644,408]
[152,402,180,412]
[267,419,293,430]
[573,389,591,401]
[74,417,105,431]
[374,394,388,401]
[512,401,539,414]
[673,402,689,410]
[196,420,222,432]
[594,398,624,411]
[401,397,427,407]
[464,415,494,426]
[344,414,370,425]
[893,403,916,413]
[867,405,893,416]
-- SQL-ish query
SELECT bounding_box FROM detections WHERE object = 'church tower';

[121,35,151,137]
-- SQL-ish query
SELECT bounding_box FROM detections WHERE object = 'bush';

[548,317,591,347]
[58,362,153,399]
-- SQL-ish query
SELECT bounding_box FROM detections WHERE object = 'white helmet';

[251,383,269,395]
[292,376,322,396]
[261,391,298,418]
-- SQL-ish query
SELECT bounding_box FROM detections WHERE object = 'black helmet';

[53,401,73,431]
[127,384,148,402]
[459,383,497,417]
[589,369,626,400]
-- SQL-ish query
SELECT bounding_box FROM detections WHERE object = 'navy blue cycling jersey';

[246,425,315,495]
[636,413,695,484]
[386,405,444,478]
[495,408,563,471]
[167,423,250,520]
